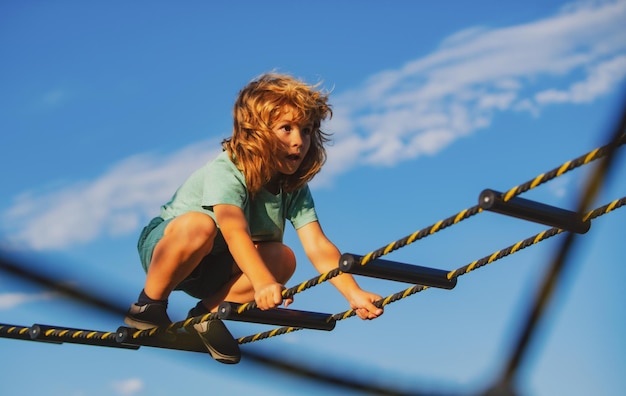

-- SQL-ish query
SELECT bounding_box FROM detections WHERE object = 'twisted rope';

[239,197,624,344]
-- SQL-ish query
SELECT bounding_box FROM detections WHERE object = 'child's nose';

[290,129,303,147]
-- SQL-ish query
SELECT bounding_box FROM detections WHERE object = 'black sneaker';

[124,302,172,330]
[193,319,241,364]
[187,302,210,319]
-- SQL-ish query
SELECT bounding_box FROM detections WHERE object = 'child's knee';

[166,212,217,253]
[257,242,296,282]
[277,244,296,282]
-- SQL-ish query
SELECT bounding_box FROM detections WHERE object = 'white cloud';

[547,174,573,199]
[535,55,626,104]
[42,89,66,107]
[112,378,143,395]
[2,0,626,250]
[316,0,626,182]
[0,291,57,309]
[2,140,222,250]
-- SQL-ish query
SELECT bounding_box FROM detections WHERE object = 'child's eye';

[302,127,312,135]
[282,125,293,132]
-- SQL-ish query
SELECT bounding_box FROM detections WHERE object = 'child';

[125,72,384,364]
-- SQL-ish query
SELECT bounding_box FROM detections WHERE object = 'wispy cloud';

[2,0,625,251]
[111,378,143,395]
[2,141,222,250]
[315,0,626,185]
[535,54,626,105]
[41,89,67,107]
[0,291,58,309]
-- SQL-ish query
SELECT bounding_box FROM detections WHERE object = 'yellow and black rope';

[1,136,624,353]
[0,324,32,341]
[238,196,625,344]
[6,196,622,348]
[359,133,625,265]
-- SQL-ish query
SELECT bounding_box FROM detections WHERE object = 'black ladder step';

[339,253,456,290]
[115,326,207,352]
[217,301,336,331]
[479,189,590,234]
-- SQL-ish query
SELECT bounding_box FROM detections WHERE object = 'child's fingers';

[273,287,283,305]
[358,301,383,319]
[255,284,282,310]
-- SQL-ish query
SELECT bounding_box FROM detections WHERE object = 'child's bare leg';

[201,242,296,312]
[144,212,217,300]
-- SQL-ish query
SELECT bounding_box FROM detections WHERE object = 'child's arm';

[297,221,384,320]
[214,204,286,310]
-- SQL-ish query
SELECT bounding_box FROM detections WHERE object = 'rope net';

[1,133,624,359]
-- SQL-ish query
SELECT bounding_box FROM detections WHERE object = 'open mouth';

[286,154,301,162]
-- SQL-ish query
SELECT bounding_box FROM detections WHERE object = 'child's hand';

[349,289,384,320]
[254,282,293,310]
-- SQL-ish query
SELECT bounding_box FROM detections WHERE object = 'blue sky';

[1,1,625,395]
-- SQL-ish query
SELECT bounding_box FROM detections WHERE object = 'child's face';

[271,106,312,175]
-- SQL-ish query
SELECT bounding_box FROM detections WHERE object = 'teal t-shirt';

[159,151,318,249]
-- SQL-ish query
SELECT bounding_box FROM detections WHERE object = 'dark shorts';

[137,216,234,299]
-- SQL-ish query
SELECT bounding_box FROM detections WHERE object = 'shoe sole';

[124,316,165,330]
[193,322,240,364]
[194,331,240,364]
